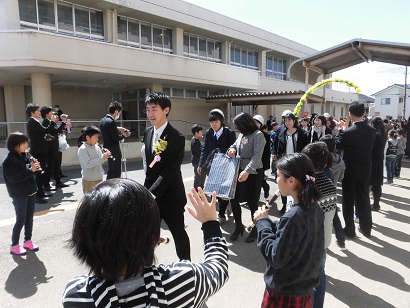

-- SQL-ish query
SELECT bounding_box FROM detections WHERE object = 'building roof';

[205,90,324,106]
[289,39,410,85]
[358,94,375,103]
[372,84,410,96]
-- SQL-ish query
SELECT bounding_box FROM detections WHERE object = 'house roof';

[288,39,410,85]
[204,90,324,106]
[372,84,410,96]
[358,94,375,103]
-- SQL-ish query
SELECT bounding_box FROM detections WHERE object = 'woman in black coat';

[370,117,387,211]
[308,114,332,143]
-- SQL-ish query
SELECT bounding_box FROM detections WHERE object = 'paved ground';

[0,155,409,307]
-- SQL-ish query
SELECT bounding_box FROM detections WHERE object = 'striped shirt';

[62,222,228,307]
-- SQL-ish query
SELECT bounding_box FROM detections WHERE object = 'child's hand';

[186,187,217,223]
[102,150,111,159]
[253,204,269,221]
[30,160,40,172]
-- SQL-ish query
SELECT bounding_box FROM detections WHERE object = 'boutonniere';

[241,136,248,144]
[150,135,168,168]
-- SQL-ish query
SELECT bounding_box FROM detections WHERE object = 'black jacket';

[27,117,55,155]
[143,123,187,208]
[2,152,37,197]
[198,127,236,167]
[335,121,376,180]
[276,127,309,157]
[100,115,124,154]
[42,118,66,152]
[191,138,201,166]
[261,131,271,170]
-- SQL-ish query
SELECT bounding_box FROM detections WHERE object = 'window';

[172,88,184,97]
[230,45,258,70]
[183,33,222,62]
[399,97,404,103]
[117,16,172,53]
[266,55,287,80]
[185,89,197,98]
[381,98,391,105]
[341,107,344,118]
[18,0,104,39]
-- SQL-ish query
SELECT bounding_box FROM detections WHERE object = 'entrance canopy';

[205,90,324,106]
[289,39,410,85]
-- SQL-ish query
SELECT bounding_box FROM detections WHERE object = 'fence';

[0,119,210,147]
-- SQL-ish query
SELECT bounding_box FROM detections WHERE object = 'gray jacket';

[231,130,265,174]
[77,143,106,181]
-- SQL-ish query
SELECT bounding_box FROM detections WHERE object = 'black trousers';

[106,148,122,179]
[342,176,372,235]
[160,206,191,261]
[45,149,60,185]
[33,153,47,197]
[192,164,205,190]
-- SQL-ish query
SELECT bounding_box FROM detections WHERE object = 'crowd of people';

[2,94,409,307]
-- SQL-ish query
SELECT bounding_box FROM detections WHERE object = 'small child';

[320,134,346,251]
[2,132,41,255]
[385,130,399,184]
[254,153,324,307]
[302,142,337,308]
[395,128,407,178]
[77,126,111,193]
[191,124,205,190]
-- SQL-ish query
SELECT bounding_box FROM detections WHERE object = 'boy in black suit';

[100,102,130,179]
[335,101,376,238]
[26,103,66,203]
[143,92,191,261]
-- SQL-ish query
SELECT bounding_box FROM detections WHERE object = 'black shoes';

[245,228,257,243]
[371,205,380,212]
[56,183,69,188]
[344,228,356,240]
[35,197,48,204]
[230,225,245,241]
[358,227,371,238]
[41,192,52,197]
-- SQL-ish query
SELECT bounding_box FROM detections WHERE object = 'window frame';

[183,32,222,63]
[265,54,287,80]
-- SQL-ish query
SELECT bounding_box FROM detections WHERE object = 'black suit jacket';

[42,118,66,152]
[335,121,376,180]
[143,123,187,209]
[27,118,55,155]
[198,127,236,167]
[100,115,124,154]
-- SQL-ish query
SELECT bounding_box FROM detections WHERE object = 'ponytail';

[277,153,322,207]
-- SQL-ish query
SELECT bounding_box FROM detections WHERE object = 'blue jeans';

[11,194,36,246]
[313,250,327,308]
[385,157,396,182]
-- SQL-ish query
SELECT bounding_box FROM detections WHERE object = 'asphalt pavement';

[0,155,409,307]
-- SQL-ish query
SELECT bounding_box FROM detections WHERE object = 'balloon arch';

[293,78,361,117]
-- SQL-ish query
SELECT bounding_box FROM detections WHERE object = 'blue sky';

[183,0,410,96]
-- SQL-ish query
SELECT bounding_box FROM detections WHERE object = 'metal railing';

[0,120,210,147]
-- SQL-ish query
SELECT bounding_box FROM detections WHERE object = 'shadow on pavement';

[5,253,53,299]
[327,276,395,308]
[327,249,410,291]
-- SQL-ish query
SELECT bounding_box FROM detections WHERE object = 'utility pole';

[404,66,408,119]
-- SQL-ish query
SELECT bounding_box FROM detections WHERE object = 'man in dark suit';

[100,102,130,179]
[143,92,191,261]
[41,106,69,189]
[26,103,66,204]
[335,101,376,238]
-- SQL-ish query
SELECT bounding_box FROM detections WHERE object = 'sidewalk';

[0,157,409,307]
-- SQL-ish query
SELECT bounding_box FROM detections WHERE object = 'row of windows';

[230,46,258,70]
[163,87,223,99]
[183,33,222,62]
[19,0,104,38]
[117,16,173,53]
[17,0,287,79]
[266,56,287,80]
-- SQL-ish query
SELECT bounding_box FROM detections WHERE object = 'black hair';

[55,104,60,108]
[270,122,278,130]
[191,124,203,135]
[348,101,365,118]
[233,112,259,135]
[40,106,54,118]
[284,112,298,128]
[68,179,161,283]
[7,132,29,152]
[276,153,322,207]
[316,115,327,127]
[388,130,397,139]
[261,125,268,131]
[326,116,336,130]
[319,134,336,153]
[397,128,404,136]
[145,92,171,116]
[371,116,387,143]
[108,101,123,114]
[26,103,40,118]
[82,126,101,140]
[208,110,224,123]
[301,141,329,172]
